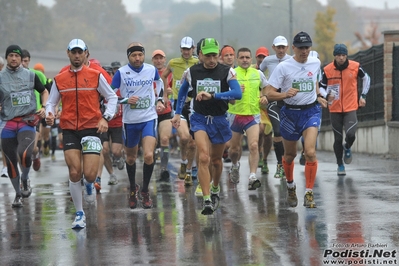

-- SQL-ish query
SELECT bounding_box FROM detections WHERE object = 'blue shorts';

[228,114,260,133]
[123,119,157,148]
[190,112,231,144]
[280,104,321,141]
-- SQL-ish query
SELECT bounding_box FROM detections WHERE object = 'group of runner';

[1,31,369,228]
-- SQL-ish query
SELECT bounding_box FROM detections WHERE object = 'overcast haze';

[38,0,399,13]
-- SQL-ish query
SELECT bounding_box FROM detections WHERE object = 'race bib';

[81,136,102,154]
[327,84,340,100]
[11,91,31,107]
[175,80,181,90]
[292,78,314,93]
[196,80,221,93]
[130,96,151,109]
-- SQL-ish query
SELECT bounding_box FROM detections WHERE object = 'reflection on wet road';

[0,150,398,265]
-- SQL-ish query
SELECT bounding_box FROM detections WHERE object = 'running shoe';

[210,184,220,210]
[184,173,193,186]
[21,179,32,198]
[178,163,187,180]
[299,151,306,166]
[287,185,298,207]
[72,211,86,229]
[337,164,346,176]
[84,181,95,204]
[201,200,214,215]
[261,161,269,174]
[229,163,240,183]
[116,158,125,170]
[248,175,261,190]
[223,157,231,163]
[32,157,41,171]
[94,177,101,193]
[108,174,118,185]
[12,194,23,208]
[43,146,50,157]
[141,191,153,209]
[303,191,316,208]
[129,184,140,209]
[343,144,352,164]
[51,154,56,162]
[155,148,161,162]
[222,149,230,162]
[195,183,203,197]
[274,164,285,179]
[159,169,170,182]
[1,167,8,178]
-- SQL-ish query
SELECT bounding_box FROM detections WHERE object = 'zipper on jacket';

[75,72,79,130]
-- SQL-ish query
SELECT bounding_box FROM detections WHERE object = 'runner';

[265,32,327,208]
[259,35,292,179]
[171,38,242,215]
[253,46,273,174]
[228,47,268,190]
[112,42,165,209]
[152,49,173,182]
[161,37,198,186]
[320,43,370,176]
[0,45,49,207]
[46,38,117,228]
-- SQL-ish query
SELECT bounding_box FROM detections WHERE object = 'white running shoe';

[229,163,240,183]
[72,211,86,229]
[108,174,118,185]
[1,167,8,178]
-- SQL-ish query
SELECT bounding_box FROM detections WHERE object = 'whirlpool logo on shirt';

[124,78,154,87]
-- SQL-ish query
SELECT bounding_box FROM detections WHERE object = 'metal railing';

[392,43,399,121]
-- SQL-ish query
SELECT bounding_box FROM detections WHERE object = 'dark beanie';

[5,45,22,58]
[333,44,348,56]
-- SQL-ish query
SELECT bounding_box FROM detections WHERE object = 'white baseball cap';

[180,36,194,48]
[68,39,87,51]
[309,50,319,58]
[273,36,288,46]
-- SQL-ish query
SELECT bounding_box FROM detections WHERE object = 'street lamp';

[220,0,224,45]
[263,0,293,40]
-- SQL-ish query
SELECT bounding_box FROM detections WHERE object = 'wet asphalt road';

[0,149,398,266]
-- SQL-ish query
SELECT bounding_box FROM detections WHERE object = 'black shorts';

[40,118,49,128]
[62,129,100,151]
[99,127,123,144]
[157,112,172,125]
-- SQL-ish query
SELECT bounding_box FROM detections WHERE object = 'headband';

[127,46,145,58]
[221,46,234,57]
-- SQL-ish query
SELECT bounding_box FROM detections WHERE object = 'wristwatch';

[209,91,215,98]
[102,114,112,122]
[157,98,165,104]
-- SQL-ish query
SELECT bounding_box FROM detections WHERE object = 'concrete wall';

[318,122,389,154]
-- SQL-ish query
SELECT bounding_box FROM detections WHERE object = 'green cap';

[201,38,220,55]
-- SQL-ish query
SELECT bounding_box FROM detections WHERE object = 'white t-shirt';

[268,56,321,106]
[259,54,292,77]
